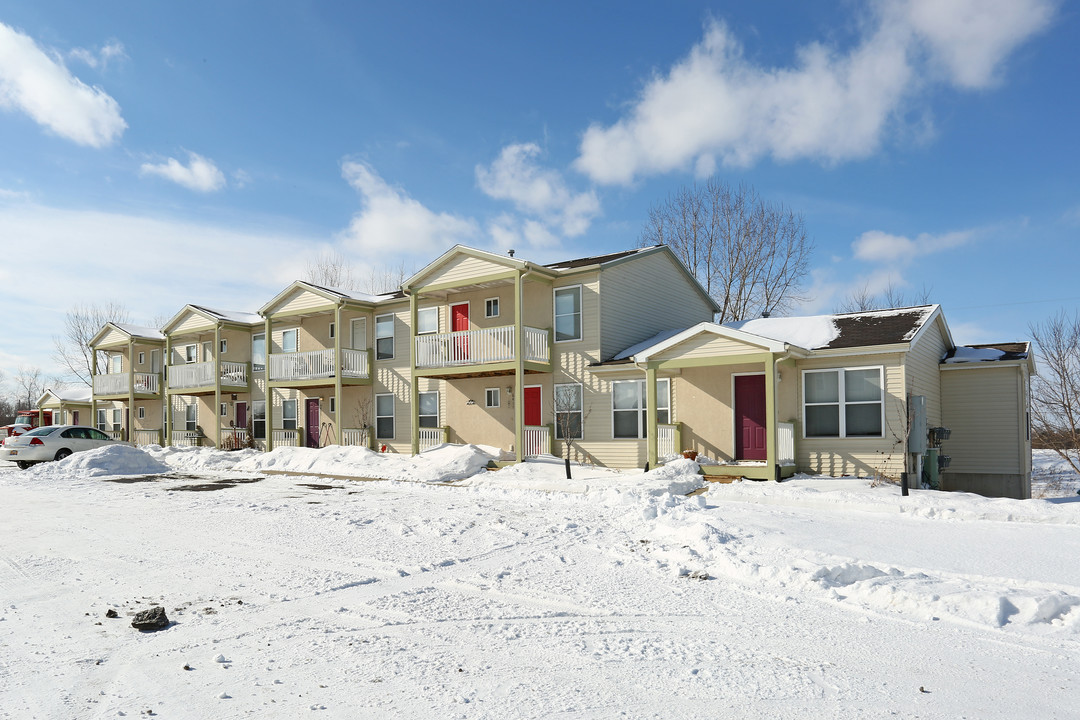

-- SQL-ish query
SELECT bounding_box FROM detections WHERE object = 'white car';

[4,425,121,469]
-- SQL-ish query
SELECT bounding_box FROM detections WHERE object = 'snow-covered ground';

[2,445,1079,718]
[1033,448,1080,498]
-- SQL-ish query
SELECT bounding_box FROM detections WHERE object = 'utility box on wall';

[908,395,927,455]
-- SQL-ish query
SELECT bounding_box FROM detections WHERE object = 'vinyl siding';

[652,334,767,362]
[371,302,415,453]
[941,365,1023,474]
[96,326,129,349]
[172,311,213,335]
[276,288,334,315]
[905,319,947,427]
[418,254,514,287]
[600,251,715,361]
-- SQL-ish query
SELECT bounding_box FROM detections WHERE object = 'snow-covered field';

[2,445,1080,718]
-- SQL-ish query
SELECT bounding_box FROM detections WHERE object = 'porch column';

[214,325,222,449]
[514,271,525,463]
[765,353,778,481]
[127,338,135,442]
[409,292,420,455]
[164,336,172,446]
[91,349,98,429]
[646,364,658,468]
[264,316,274,451]
[334,303,343,446]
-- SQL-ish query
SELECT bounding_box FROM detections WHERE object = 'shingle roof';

[820,306,936,350]
[942,342,1030,364]
[544,246,656,270]
[111,322,165,340]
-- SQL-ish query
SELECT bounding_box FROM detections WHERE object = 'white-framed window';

[138,351,145,365]
[803,367,884,438]
[417,307,438,335]
[375,393,394,439]
[418,391,439,428]
[281,399,297,431]
[150,349,161,373]
[329,397,336,414]
[612,379,670,439]
[220,402,228,417]
[252,400,266,440]
[109,353,122,373]
[185,403,197,432]
[329,322,335,339]
[375,314,394,359]
[111,408,122,431]
[252,333,266,371]
[137,406,145,420]
[281,329,298,354]
[554,286,582,342]
[485,388,500,408]
[97,408,107,431]
[485,297,500,318]
[220,338,228,354]
[554,383,583,439]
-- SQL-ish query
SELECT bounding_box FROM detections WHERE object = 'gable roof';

[89,321,165,347]
[726,305,941,351]
[544,247,654,270]
[259,280,385,315]
[189,305,262,326]
[37,386,92,406]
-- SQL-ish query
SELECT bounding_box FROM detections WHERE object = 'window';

[202,341,212,362]
[150,349,161,373]
[252,401,266,440]
[418,391,439,428]
[109,353,122,373]
[138,351,145,365]
[329,397,336,414]
[376,393,394,439]
[282,329,298,354]
[417,307,438,335]
[485,388,500,408]
[282,399,297,431]
[185,344,197,364]
[375,314,394,360]
[329,322,335,339]
[804,367,883,438]
[137,406,145,420]
[612,379,670,439]
[220,402,228,417]
[185,404,197,432]
[97,408,107,431]
[111,408,122,431]
[554,286,582,342]
[220,338,227,354]
[554,384,583,439]
[252,333,266,371]
[485,297,500,318]
[350,318,367,351]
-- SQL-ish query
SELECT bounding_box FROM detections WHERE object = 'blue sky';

[0,0,1075,383]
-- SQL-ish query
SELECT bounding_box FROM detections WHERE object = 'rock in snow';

[130,606,169,631]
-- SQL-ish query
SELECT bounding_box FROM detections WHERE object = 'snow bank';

[461,456,704,496]
[232,443,496,483]
[26,445,171,478]
[142,444,261,473]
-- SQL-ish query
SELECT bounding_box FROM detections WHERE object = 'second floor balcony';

[268,348,370,383]
[93,372,160,397]
[168,361,249,391]
[414,325,550,370]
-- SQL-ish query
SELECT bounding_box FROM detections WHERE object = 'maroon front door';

[734,375,767,461]
[306,399,320,448]
[236,402,247,431]
[523,386,542,426]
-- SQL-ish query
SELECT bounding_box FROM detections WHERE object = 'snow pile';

[462,456,704,495]
[27,445,171,478]
[726,315,839,350]
[232,443,496,483]
[143,444,261,472]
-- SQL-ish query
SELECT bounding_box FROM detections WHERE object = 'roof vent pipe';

[761,310,770,318]
[508,249,515,258]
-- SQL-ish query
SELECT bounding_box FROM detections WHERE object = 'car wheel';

[54,449,72,461]
[16,461,32,470]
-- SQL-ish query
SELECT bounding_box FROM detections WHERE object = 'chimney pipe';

[761,310,770,318]
[508,249,515,258]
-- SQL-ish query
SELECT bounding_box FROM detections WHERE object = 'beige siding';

[419,254,512,287]
[941,366,1023,474]
[372,301,414,454]
[905,319,947,427]
[443,377,519,450]
[652,333,766,362]
[96,326,129,349]
[173,311,213,335]
[795,354,907,479]
[276,288,334,315]
[600,251,714,360]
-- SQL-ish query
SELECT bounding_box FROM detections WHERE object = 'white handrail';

[219,362,248,387]
[94,372,159,395]
[778,422,796,466]
[272,429,299,447]
[168,362,213,389]
[220,427,249,450]
[657,424,677,459]
[340,348,369,378]
[418,427,447,452]
[414,326,551,368]
[342,428,370,447]
[269,350,334,381]
[523,425,551,457]
[171,430,202,447]
[523,326,550,363]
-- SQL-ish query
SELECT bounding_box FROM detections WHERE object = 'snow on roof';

[613,327,689,361]
[111,322,165,340]
[943,343,1030,364]
[41,386,92,403]
[303,281,385,304]
[191,305,262,325]
[725,315,840,350]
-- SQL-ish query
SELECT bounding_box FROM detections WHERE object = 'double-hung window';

[612,379,670,439]
[281,399,297,431]
[554,383,583,439]
[375,314,394,360]
[252,401,266,440]
[109,353,122,373]
[281,329,298,354]
[184,404,197,432]
[375,393,395,439]
[554,286,582,342]
[111,409,122,432]
[485,388,500,408]
[418,391,439,428]
[97,408,107,431]
[252,333,266,372]
[417,308,438,335]
[485,297,500,318]
[804,367,884,438]
[185,345,197,364]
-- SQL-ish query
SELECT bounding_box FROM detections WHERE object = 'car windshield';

[14,417,33,426]
[24,426,59,437]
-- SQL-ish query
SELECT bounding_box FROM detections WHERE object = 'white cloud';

[476,143,600,237]
[852,228,974,263]
[338,160,478,255]
[574,0,1054,184]
[0,22,127,147]
[140,152,226,192]
[68,40,127,70]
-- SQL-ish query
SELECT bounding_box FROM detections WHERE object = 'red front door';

[451,302,470,362]
[523,386,542,426]
[306,399,320,448]
[236,402,247,431]
[734,375,767,461]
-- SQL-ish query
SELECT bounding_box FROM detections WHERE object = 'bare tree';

[1030,311,1080,473]
[305,249,358,290]
[364,260,410,295]
[640,179,814,322]
[12,366,44,411]
[53,302,131,387]
[554,384,589,479]
[836,281,933,313]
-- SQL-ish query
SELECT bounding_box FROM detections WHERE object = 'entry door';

[451,302,470,362]
[236,402,247,431]
[734,374,767,461]
[72,410,80,426]
[306,399,320,448]
[523,386,542,426]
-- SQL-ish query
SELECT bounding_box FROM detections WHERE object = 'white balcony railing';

[220,427,249,450]
[268,349,370,382]
[342,428,370,447]
[93,372,160,396]
[778,422,796,466]
[658,424,679,459]
[523,425,551,457]
[418,427,447,452]
[168,361,249,390]
[272,429,299,447]
[133,429,161,446]
[341,348,369,378]
[171,430,203,447]
[414,326,550,369]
